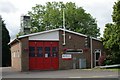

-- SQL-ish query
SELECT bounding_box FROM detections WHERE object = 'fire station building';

[10,28,104,71]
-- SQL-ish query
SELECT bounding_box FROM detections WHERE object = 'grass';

[93,68,120,72]
[77,67,118,71]
[103,68,119,71]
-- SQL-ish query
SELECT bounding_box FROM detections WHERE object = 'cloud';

[0,0,116,40]
[0,1,18,13]
[1,13,21,40]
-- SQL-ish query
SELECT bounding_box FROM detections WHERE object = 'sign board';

[45,54,48,57]
[62,54,72,60]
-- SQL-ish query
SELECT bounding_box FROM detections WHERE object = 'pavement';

[0,67,119,79]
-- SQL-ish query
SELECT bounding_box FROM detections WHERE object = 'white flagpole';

[63,8,66,45]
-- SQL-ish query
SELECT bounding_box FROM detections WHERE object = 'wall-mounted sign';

[62,54,72,60]
[45,54,48,57]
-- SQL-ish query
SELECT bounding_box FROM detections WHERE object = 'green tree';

[102,1,120,64]
[28,2,100,37]
[2,18,11,67]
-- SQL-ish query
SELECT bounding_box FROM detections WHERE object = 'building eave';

[18,28,87,38]
[18,28,62,39]
[9,38,19,45]
[9,28,101,45]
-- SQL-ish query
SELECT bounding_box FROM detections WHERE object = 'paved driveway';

[1,67,119,79]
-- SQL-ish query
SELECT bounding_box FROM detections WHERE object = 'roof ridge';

[9,28,101,45]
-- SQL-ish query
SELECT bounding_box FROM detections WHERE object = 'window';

[17,53,19,58]
[96,52,100,60]
[52,47,58,57]
[29,47,35,57]
[45,47,50,57]
[37,47,43,57]
[66,49,83,54]
[13,52,16,58]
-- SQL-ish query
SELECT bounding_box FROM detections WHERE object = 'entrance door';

[29,41,59,70]
[94,49,101,66]
[36,42,44,70]
[29,42,36,70]
[51,42,59,70]
[44,42,52,69]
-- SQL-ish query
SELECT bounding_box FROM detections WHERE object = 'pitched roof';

[18,28,87,38]
[9,28,101,45]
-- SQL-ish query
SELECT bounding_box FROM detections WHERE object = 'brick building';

[10,28,104,71]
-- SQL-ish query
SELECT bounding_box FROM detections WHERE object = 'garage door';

[29,41,59,70]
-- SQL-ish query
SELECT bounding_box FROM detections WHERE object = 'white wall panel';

[29,31,59,41]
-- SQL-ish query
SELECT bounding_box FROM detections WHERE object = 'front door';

[29,41,59,70]
[36,42,44,70]
[51,42,59,70]
[29,42,36,70]
[94,49,101,66]
[44,42,52,69]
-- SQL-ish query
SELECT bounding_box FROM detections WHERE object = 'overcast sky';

[0,0,116,40]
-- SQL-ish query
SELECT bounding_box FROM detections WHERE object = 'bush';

[98,55,106,66]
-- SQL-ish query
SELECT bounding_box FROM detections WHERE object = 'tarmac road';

[1,67,119,80]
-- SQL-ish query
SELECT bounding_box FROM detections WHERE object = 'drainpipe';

[62,8,66,45]
[90,36,93,68]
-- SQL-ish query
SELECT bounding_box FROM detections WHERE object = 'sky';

[0,0,116,40]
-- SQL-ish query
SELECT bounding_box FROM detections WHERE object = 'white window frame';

[13,52,16,58]
[65,49,83,54]
[94,49,101,67]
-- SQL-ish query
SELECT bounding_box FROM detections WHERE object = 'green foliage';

[102,1,120,64]
[28,2,100,37]
[112,1,120,25]
[2,18,11,67]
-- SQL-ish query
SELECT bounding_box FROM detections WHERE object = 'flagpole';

[63,8,66,45]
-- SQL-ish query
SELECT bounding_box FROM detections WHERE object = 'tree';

[2,18,11,67]
[28,2,100,37]
[102,1,120,64]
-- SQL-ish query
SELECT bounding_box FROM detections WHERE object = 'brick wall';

[11,41,22,71]
[92,39,103,67]
[11,37,29,71]
[59,30,104,69]
[10,30,104,71]
[20,37,29,71]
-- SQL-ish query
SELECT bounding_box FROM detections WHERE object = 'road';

[0,67,119,79]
